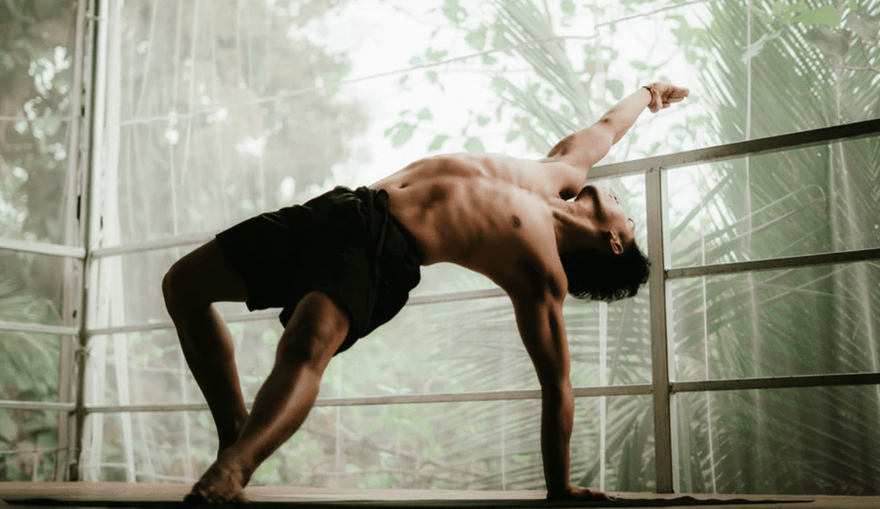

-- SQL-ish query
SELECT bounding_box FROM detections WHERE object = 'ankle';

[217,417,247,453]
[217,445,256,485]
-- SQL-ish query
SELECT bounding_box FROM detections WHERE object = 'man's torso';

[372,153,582,295]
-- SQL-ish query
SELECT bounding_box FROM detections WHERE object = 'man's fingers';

[669,87,690,99]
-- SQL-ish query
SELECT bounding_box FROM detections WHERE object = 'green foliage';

[668,0,880,495]
[465,26,489,50]
[385,122,417,148]
[463,137,485,152]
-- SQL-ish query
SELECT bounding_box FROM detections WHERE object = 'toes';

[183,483,247,506]
[230,491,249,505]
[183,489,210,505]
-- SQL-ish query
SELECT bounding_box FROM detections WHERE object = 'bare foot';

[184,450,251,505]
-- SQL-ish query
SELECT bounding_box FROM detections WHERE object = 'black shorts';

[215,186,422,355]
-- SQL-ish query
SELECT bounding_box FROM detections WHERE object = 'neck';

[550,200,601,253]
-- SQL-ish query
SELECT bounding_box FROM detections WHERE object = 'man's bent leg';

[163,240,250,453]
[185,291,349,504]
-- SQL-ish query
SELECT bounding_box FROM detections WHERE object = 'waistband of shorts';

[353,186,424,267]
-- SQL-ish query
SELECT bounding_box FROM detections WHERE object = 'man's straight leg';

[185,290,350,505]
[163,240,250,453]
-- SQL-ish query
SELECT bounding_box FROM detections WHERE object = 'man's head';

[559,185,651,302]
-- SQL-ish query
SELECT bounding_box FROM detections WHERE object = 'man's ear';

[603,230,625,255]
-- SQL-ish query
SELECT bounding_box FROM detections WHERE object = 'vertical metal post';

[646,167,674,493]
[56,0,91,481]
[70,0,104,481]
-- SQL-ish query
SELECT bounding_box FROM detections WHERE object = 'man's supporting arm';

[511,289,607,500]
[542,82,689,173]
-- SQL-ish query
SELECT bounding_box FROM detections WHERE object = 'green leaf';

[441,0,467,23]
[493,28,508,50]
[387,122,416,148]
[606,79,624,100]
[794,5,840,28]
[426,70,438,84]
[398,74,409,85]
[417,108,433,121]
[464,137,485,152]
[482,54,498,65]
[428,134,450,151]
[476,115,490,127]
[561,0,575,16]
[425,47,448,62]
[505,131,520,142]
[630,60,647,70]
[465,26,488,50]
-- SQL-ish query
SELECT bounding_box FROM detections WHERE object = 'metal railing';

[4,118,879,489]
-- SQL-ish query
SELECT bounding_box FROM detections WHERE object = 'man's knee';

[163,260,201,316]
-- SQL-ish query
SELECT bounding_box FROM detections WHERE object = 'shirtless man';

[162,81,688,504]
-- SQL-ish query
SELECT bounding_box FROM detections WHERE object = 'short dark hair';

[559,241,651,302]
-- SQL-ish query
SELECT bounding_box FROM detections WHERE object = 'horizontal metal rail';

[671,372,880,393]
[0,238,85,259]
[589,118,880,179]
[3,120,875,261]
[407,288,505,306]
[667,247,880,279]
[90,231,214,258]
[0,320,79,336]
[77,242,880,336]
[85,384,653,413]
[82,372,880,413]
[84,290,508,337]
[0,400,76,412]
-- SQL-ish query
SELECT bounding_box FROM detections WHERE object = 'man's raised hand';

[644,82,690,113]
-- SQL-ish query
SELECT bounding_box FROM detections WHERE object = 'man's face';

[575,185,636,255]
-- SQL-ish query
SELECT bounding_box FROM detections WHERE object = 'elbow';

[540,376,573,400]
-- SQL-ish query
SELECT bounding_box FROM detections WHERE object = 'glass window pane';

[598,2,879,155]
[0,2,78,118]
[91,330,192,408]
[674,386,880,495]
[87,397,652,489]
[0,119,76,245]
[314,398,653,491]
[0,408,60,481]
[669,261,880,381]
[0,250,78,327]
[84,411,213,482]
[0,332,63,402]
[668,138,880,268]
[90,245,249,329]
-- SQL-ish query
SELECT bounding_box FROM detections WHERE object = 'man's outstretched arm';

[542,82,689,173]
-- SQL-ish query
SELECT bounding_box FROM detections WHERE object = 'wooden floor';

[1,482,878,509]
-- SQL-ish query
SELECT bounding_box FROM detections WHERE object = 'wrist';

[546,484,574,500]
[642,83,661,112]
